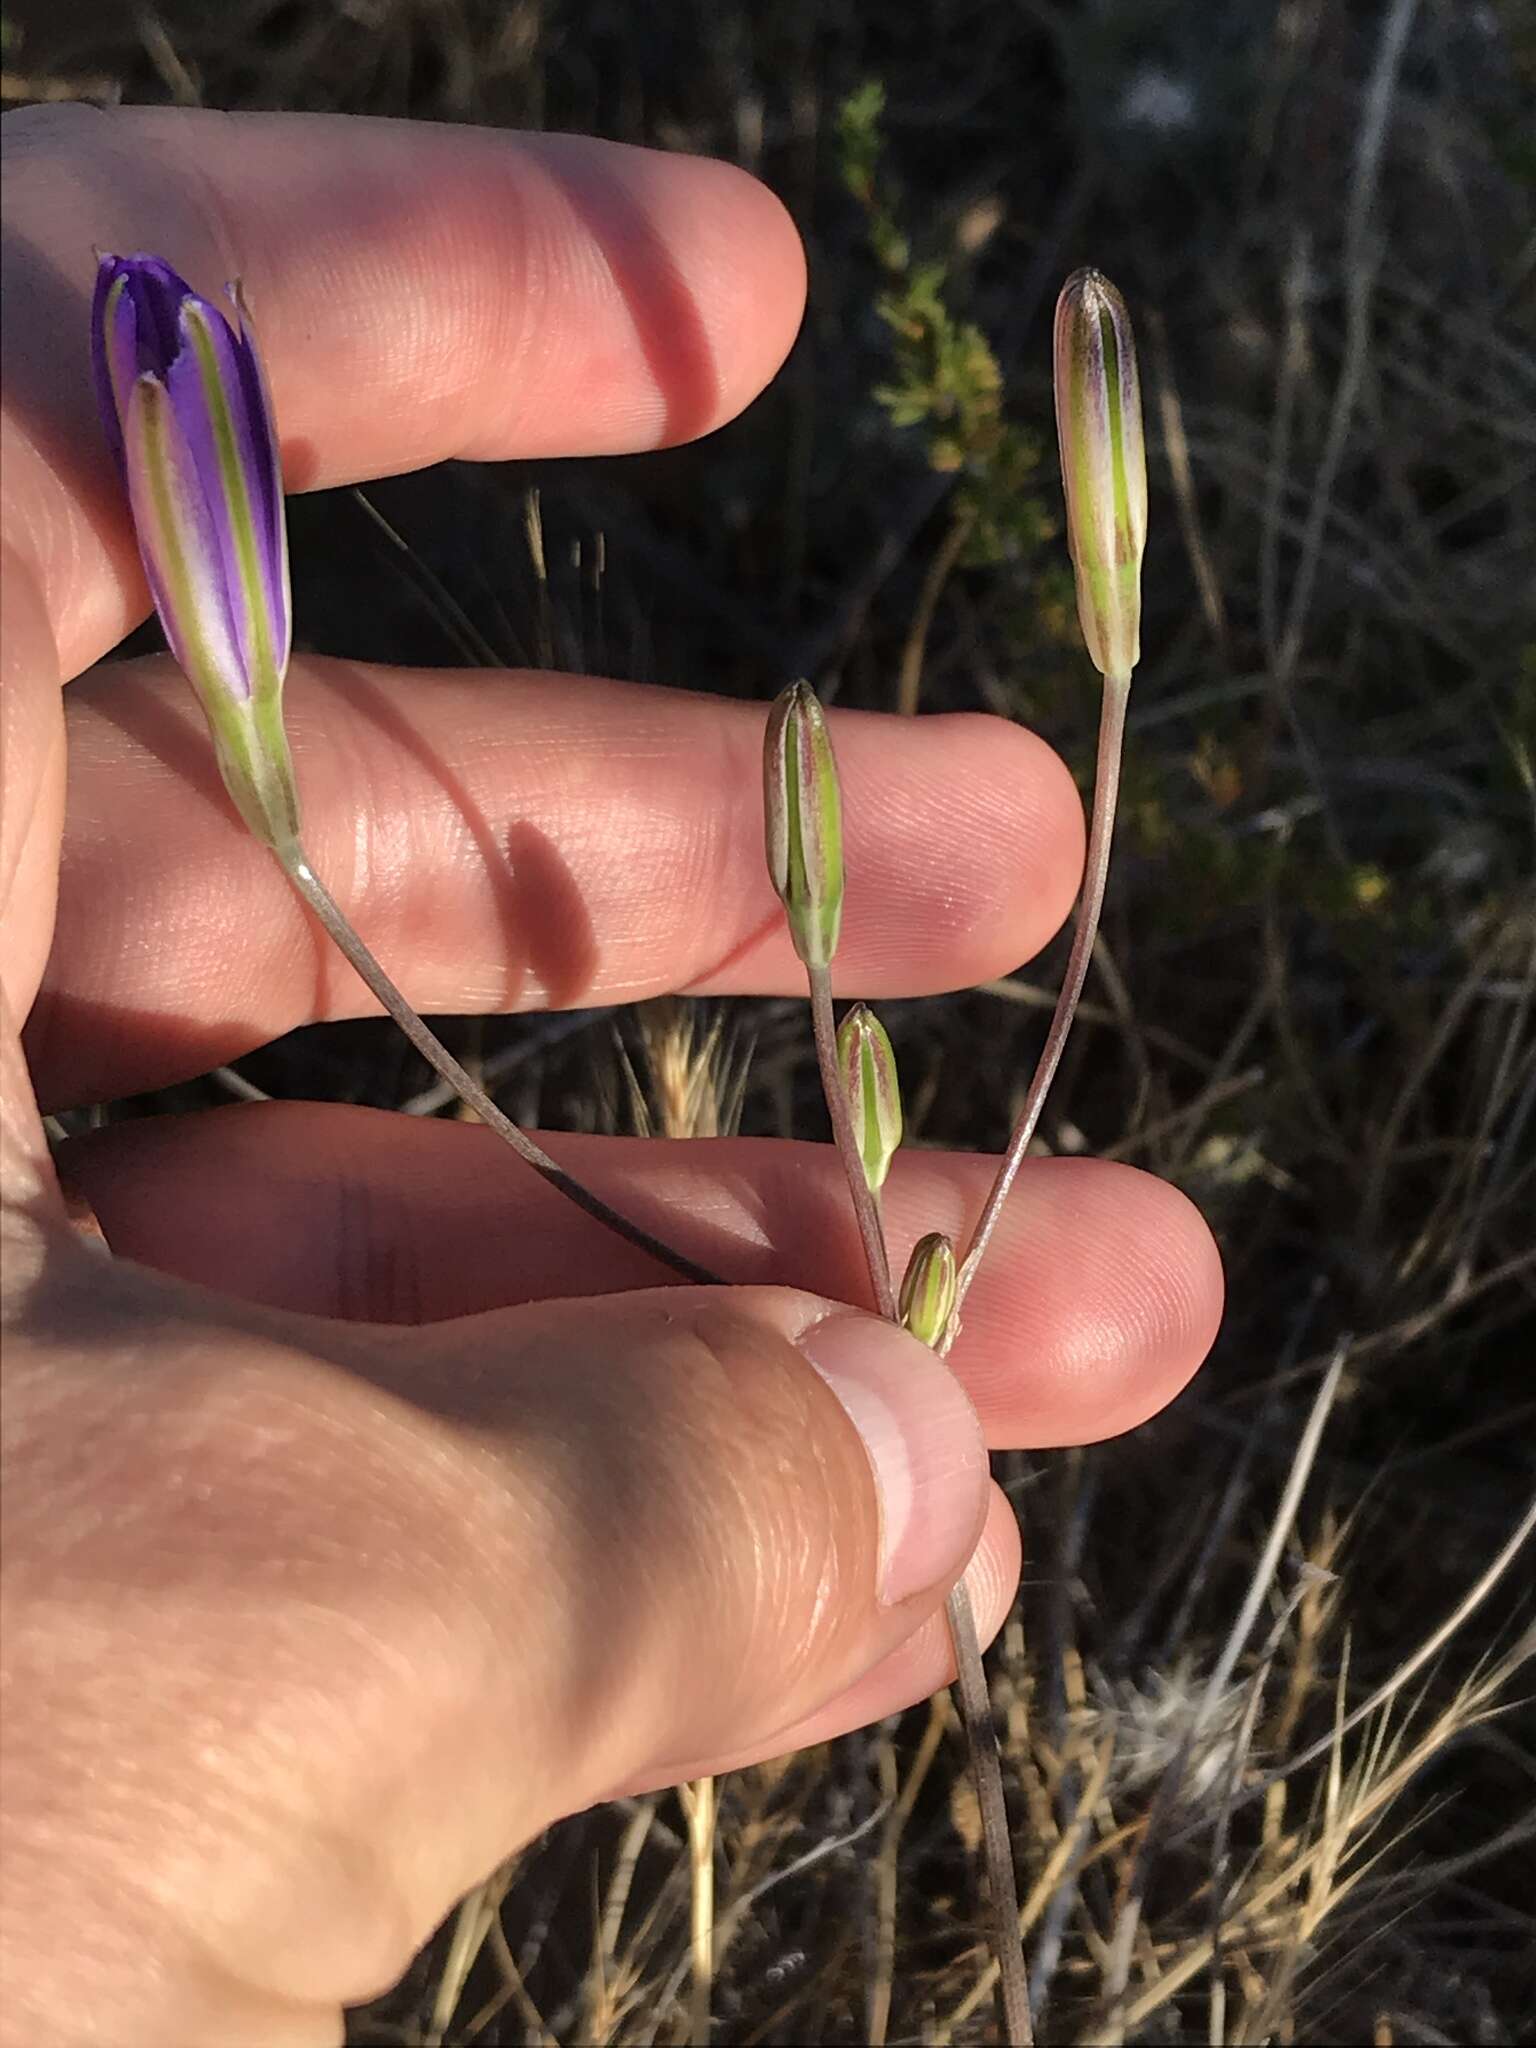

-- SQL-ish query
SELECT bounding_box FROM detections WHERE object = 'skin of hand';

[0,104,1224,2046]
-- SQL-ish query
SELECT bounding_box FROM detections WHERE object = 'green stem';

[280,847,721,1287]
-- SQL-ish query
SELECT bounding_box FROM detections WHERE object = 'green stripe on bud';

[1053,268,1147,683]
[899,1231,958,1350]
[836,1002,903,1194]
[764,681,845,970]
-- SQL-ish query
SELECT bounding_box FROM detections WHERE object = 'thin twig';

[350,486,506,669]
[896,507,975,717]
[977,976,1209,1075]
[1148,305,1229,660]
[1276,0,1422,680]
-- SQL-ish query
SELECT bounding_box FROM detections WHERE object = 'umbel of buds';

[763,681,845,971]
[1053,267,1147,684]
[899,1232,958,1350]
[92,252,300,855]
[836,1003,903,1195]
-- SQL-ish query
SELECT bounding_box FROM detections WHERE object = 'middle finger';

[30,658,1084,1107]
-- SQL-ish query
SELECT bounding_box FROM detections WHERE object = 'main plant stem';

[282,849,720,1286]
[956,673,1130,1313]
[808,968,1031,2044]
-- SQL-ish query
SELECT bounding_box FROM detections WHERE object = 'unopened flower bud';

[763,681,845,970]
[1053,268,1147,683]
[899,1231,958,1350]
[836,1003,903,1194]
[92,252,299,854]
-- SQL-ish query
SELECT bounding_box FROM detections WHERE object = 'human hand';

[0,105,1223,2044]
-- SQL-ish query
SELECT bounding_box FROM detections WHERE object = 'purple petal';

[122,372,249,705]
[92,253,202,474]
[92,254,291,696]
[121,254,195,374]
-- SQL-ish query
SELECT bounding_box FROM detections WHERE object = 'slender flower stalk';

[762,685,1031,2046]
[285,861,719,1281]
[92,252,713,1286]
[955,677,1129,1308]
[956,269,1146,1319]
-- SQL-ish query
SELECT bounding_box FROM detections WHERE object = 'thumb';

[372,1281,991,1858]
[2,1257,993,2040]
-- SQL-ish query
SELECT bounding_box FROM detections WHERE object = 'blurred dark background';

[8,2,1534,2041]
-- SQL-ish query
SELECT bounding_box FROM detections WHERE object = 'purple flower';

[92,253,300,852]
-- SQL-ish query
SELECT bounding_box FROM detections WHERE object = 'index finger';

[1,105,807,678]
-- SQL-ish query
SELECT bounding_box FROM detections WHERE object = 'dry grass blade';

[1086,1345,1350,2045]
[426,1859,519,2047]
[1249,1493,1536,1803]
[935,1730,1118,2044]
[1106,1632,1535,2040]
[640,1006,738,2047]
[868,1694,950,2046]
[677,1776,717,2046]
